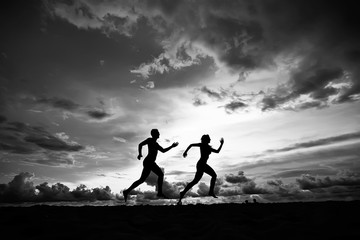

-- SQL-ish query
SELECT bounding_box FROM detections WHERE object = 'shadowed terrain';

[1,201,359,239]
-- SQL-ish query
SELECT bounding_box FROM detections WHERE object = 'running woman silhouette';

[123,129,178,202]
[178,135,224,205]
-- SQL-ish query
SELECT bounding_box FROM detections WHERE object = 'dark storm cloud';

[225,171,252,184]
[296,173,360,190]
[241,181,268,194]
[196,11,265,72]
[24,135,83,152]
[291,67,343,97]
[261,179,315,202]
[199,86,224,100]
[257,0,360,109]
[34,95,113,121]
[297,101,326,110]
[195,85,256,113]
[224,100,247,113]
[0,121,84,158]
[197,86,244,101]
[1,0,164,111]
[24,155,75,167]
[261,66,345,111]
[41,0,360,110]
[0,172,113,203]
[86,109,112,119]
[36,96,80,111]
[221,171,268,195]
[0,142,36,155]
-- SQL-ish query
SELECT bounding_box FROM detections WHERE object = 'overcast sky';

[1,0,360,204]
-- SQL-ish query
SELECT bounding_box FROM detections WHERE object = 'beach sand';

[1,201,359,240]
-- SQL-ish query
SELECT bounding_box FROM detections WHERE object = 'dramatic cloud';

[0,121,84,153]
[261,66,345,111]
[44,0,360,111]
[199,86,225,101]
[221,171,268,196]
[2,170,360,204]
[256,0,360,110]
[224,100,247,113]
[225,171,252,184]
[24,135,83,152]
[241,181,268,195]
[194,86,251,113]
[32,95,114,121]
[297,173,360,190]
[36,96,80,111]
[0,172,113,203]
[86,109,112,120]
[0,120,90,167]
[0,172,37,202]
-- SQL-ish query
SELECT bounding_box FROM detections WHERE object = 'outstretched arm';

[158,142,179,153]
[137,139,148,160]
[183,143,200,158]
[212,138,224,153]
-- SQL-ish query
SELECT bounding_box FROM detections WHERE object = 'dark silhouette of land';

[178,135,224,205]
[0,201,359,239]
[123,129,178,202]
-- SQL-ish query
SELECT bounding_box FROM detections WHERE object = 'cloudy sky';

[1,0,360,204]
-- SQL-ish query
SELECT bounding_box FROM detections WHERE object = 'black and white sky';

[1,0,360,204]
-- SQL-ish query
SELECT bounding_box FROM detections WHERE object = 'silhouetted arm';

[183,143,200,158]
[137,139,149,160]
[158,142,179,153]
[211,138,224,153]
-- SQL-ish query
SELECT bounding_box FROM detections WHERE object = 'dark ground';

[1,201,359,240]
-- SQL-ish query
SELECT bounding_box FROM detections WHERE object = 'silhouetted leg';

[123,167,151,202]
[178,170,204,204]
[151,163,166,197]
[204,164,217,198]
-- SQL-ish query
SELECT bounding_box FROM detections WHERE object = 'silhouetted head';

[151,129,160,139]
[201,134,211,144]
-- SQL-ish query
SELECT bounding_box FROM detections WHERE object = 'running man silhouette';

[123,129,178,202]
[177,135,224,205]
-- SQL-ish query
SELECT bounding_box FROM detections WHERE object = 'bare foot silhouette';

[123,190,129,202]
